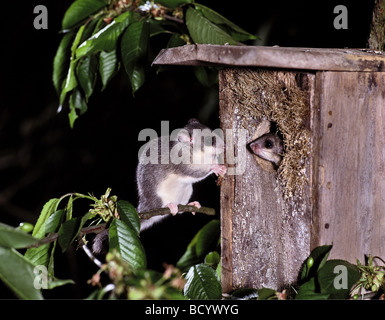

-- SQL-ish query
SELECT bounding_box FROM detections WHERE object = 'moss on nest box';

[227,68,311,199]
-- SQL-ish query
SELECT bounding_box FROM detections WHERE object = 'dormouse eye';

[264,140,273,149]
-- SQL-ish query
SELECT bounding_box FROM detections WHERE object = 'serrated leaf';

[53,31,76,94]
[62,0,108,30]
[318,260,360,299]
[24,244,51,267]
[76,55,97,100]
[76,11,133,58]
[31,198,60,239]
[45,209,65,234]
[121,20,150,94]
[186,7,238,45]
[70,88,88,115]
[99,50,119,91]
[184,264,222,299]
[177,220,220,272]
[194,4,256,42]
[58,212,91,252]
[0,223,39,249]
[58,218,80,252]
[109,219,146,270]
[117,200,140,236]
[0,247,43,300]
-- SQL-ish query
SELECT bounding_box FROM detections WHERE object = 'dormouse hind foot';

[187,201,201,215]
[166,203,179,215]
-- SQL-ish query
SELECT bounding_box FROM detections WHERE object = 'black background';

[0,0,375,298]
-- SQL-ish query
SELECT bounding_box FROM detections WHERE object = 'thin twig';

[139,205,215,220]
[25,223,107,249]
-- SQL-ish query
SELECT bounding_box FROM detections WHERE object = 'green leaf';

[300,245,333,283]
[177,220,220,272]
[62,0,108,30]
[204,251,220,268]
[58,211,92,252]
[109,219,147,270]
[186,7,238,45]
[184,264,222,299]
[99,50,119,91]
[166,33,187,48]
[76,11,133,58]
[24,244,51,268]
[0,223,39,249]
[0,247,43,299]
[318,260,360,299]
[70,88,88,115]
[58,218,80,252]
[257,287,276,300]
[121,20,150,94]
[156,0,193,9]
[117,200,141,236]
[31,198,60,239]
[194,4,256,42]
[44,209,65,234]
[68,103,79,128]
[295,277,330,300]
[53,31,76,94]
[76,55,97,100]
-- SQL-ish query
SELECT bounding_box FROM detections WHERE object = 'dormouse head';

[249,133,283,167]
[174,118,225,164]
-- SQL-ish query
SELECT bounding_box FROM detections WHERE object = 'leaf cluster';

[0,188,223,300]
[53,0,256,127]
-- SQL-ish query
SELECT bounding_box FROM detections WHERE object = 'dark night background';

[0,0,374,298]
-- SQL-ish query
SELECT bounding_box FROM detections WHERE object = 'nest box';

[153,45,385,292]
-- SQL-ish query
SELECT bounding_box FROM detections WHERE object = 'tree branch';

[139,205,215,220]
[25,205,216,249]
[26,223,107,249]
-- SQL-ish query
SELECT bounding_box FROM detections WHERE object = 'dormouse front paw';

[211,164,227,176]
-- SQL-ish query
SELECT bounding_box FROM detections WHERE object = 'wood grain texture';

[219,69,313,291]
[312,71,385,263]
[153,45,385,72]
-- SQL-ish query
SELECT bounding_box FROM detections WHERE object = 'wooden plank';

[219,70,234,293]
[219,69,313,291]
[153,45,385,72]
[312,71,385,263]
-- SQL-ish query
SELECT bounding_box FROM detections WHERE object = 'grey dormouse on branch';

[92,118,226,255]
[137,118,226,230]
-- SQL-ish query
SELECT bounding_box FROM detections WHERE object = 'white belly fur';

[156,173,199,206]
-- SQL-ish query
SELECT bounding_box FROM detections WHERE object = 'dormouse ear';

[187,118,200,125]
[177,129,192,143]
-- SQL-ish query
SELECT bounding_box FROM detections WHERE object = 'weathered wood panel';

[153,45,385,72]
[311,71,385,263]
[219,69,313,292]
